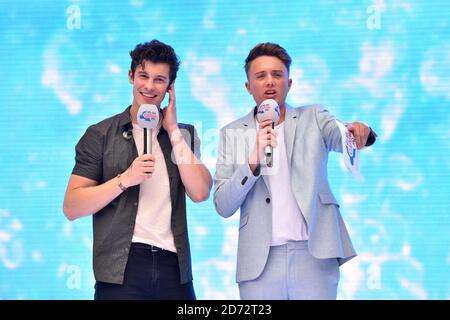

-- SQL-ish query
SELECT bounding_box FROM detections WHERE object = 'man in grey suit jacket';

[213,43,376,299]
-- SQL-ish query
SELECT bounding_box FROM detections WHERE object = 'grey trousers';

[239,240,340,300]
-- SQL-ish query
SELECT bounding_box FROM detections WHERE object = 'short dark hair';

[244,42,292,77]
[129,40,180,87]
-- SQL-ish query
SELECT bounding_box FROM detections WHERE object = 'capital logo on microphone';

[139,110,157,122]
[258,103,280,117]
[257,103,271,115]
[345,130,356,166]
[274,105,280,117]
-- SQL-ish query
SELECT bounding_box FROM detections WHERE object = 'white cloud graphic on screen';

[348,42,395,98]
[344,42,406,143]
[194,216,240,299]
[203,9,216,29]
[289,55,329,106]
[185,53,236,128]
[420,46,450,100]
[0,209,24,270]
[41,35,84,115]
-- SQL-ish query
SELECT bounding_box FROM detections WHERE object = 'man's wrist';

[116,174,128,191]
[248,152,261,176]
[169,128,184,146]
[166,124,180,136]
[249,163,261,176]
[365,127,378,147]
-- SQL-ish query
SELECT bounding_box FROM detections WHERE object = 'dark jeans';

[94,242,196,300]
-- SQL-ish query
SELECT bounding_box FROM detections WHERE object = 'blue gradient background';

[0,0,449,299]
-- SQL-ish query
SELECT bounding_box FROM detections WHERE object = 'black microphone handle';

[265,121,274,167]
[266,146,273,167]
[144,128,148,154]
[143,128,153,154]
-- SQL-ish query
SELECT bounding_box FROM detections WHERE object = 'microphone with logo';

[256,99,280,168]
[137,104,160,154]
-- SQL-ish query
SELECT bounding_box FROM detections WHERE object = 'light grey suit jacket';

[213,104,357,283]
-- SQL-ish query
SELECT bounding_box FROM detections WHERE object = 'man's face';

[129,61,171,109]
[245,55,292,108]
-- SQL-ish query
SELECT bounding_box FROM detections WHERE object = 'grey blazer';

[213,104,356,283]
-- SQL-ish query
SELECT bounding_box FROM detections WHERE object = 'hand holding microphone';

[120,153,156,187]
[254,99,280,168]
[119,104,160,186]
[248,120,277,170]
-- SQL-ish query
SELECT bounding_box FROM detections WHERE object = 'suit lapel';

[283,105,298,167]
[241,108,257,154]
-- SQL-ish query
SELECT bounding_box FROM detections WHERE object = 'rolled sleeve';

[179,125,201,160]
[72,126,104,182]
[192,126,201,160]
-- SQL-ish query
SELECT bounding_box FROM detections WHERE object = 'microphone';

[256,99,280,167]
[137,104,160,154]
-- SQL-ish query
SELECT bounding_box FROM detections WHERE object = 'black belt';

[131,242,165,252]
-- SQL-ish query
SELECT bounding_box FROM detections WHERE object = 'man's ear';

[287,78,292,91]
[245,81,252,94]
[167,81,175,92]
[128,69,134,84]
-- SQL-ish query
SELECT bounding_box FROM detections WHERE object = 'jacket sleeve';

[314,105,378,152]
[213,127,260,218]
[314,105,343,153]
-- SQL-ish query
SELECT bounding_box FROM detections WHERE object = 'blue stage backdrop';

[0,0,449,299]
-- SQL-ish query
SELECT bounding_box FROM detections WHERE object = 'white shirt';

[260,121,309,245]
[131,122,176,252]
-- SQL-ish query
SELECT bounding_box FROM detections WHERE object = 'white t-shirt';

[131,123,176,252]
[261,121,309,245]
